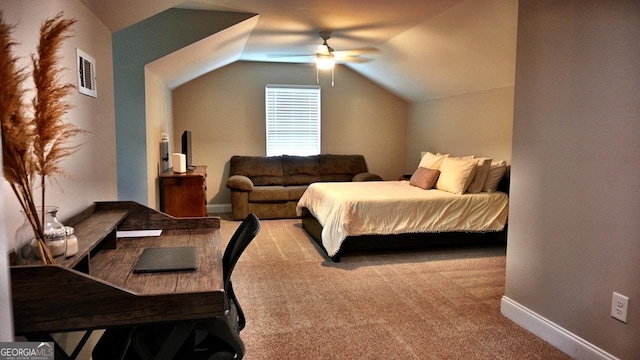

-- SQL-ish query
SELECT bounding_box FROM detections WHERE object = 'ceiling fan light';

[315,54,335,70]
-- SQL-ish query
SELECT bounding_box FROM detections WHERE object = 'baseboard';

[500,296,617,360]
[207,203,231,214]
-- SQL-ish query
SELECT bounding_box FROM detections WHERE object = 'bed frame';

[301,208,507,262]
[300,167,511,262]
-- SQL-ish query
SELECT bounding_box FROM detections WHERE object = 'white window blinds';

[265,85,321,156]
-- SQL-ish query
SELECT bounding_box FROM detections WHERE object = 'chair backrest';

[222,213,260,289]
[222,213,260,333]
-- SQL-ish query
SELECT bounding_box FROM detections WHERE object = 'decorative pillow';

[409,167,440,190]
[436,157,478,194]
[467,158,492,193]
[418,152,449,170]
[483,160,508,193]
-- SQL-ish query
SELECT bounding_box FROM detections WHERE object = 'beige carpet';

[219,218,571,360]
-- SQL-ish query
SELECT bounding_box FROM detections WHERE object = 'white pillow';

[483,160,508,193]
[467,158,492,193]
[451,155,475,160]
[436,157,478,194]
[418,152,449,170]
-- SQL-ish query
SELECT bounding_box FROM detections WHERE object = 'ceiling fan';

[313,31,380,69]
[269,31,380,86]
[269,31,381,69]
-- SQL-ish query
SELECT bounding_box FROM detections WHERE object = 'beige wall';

[0,0,117,239]
[0,0,117,353]
[406,86,514,170]
[504,0,640,358]
[144,68,174,209]
[172,61,408,206]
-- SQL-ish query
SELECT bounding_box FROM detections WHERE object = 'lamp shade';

[315,53,335,70]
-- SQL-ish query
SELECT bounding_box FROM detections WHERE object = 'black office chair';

[93,213,261,360]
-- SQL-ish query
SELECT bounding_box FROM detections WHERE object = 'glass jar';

[14,206,67,265]
[65,226,78,257]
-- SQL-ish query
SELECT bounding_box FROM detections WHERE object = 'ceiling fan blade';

[336,56,374,64]
[267,53,315,58]
[266,31,379,65]
[333,47,381,56]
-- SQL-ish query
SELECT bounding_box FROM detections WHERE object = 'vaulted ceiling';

[81,0,517,102]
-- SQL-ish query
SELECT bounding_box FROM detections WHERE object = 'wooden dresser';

[159,165,207,217]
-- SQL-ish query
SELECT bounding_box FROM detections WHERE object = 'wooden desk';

[10,201,223,336]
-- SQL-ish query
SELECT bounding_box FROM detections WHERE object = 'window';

[265,85,321,156]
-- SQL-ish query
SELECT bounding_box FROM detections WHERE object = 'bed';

[296,179,509,261]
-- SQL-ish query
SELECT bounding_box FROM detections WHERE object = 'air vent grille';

[77,49,97,98]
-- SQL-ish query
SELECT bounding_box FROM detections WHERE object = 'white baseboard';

[207,203,231,214]
[500,296,617,360]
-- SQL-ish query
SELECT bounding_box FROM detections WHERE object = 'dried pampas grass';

[32,14,82,205]
[1,12,83,265]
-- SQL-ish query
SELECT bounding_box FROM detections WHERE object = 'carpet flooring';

[219,217,571,360]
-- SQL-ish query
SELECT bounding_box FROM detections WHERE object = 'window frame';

[265,84,321,157]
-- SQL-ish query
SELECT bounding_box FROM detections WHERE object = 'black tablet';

[134,247,197,273]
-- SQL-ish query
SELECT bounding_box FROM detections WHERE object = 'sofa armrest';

[227,175,254,191]
[353,172,383,182]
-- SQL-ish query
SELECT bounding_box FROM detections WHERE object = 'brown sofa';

[226,154,382,220]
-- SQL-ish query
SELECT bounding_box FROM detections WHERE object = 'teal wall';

[113,9,254,203]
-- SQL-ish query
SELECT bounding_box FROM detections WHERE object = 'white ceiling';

[81,0,517,102]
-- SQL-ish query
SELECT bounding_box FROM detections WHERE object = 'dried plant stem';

[0,13,54,263]
[1,12,81,265]
[32,14,79,210]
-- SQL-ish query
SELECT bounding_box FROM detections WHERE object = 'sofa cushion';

[230,155,284,186]
[248,186,289,202]
[282,155,321,185]
[321,174,356,182]
[287,185,308,201]
[319,154,368,175]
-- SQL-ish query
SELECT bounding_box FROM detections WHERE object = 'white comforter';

[296,181,509,257]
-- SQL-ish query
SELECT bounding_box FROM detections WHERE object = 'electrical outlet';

[611,292,629,323]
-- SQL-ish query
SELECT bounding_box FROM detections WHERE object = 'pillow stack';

[435,157,477,194]
[467,158,491,193]
[409,152,507,194]
[417,152,449,170]
[483,160,508,193]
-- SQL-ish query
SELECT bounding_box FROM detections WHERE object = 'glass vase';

[14,206,67,265]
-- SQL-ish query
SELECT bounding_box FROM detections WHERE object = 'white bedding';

[296,181,509,257]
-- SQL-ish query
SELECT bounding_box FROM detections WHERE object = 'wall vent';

[77,49,97,98]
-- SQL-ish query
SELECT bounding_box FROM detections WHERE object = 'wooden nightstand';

[159,165,207,217]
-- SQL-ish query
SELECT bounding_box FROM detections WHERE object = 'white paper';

[116,230,163,238]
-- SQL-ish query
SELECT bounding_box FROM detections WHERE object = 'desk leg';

[26,330,93,360]
[156,322,196,360]
[116,328,135,360]
[68,330,93,360]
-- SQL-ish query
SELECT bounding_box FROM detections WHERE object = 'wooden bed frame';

[300,168,511,262]
[301,208,507,262]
